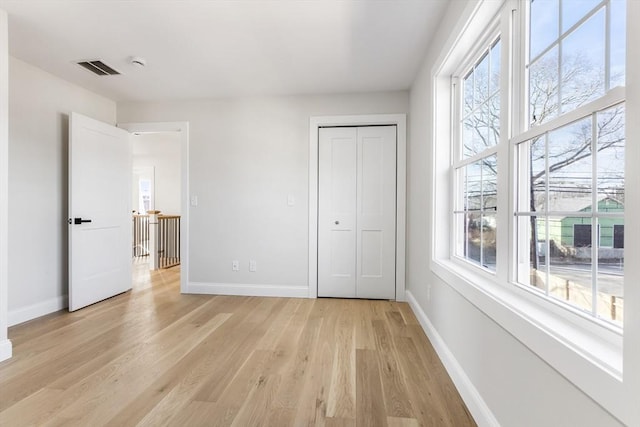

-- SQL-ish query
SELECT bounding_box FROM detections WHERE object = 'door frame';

[0,10,10,362]
[118,121,189,294]
[309,114,406,300]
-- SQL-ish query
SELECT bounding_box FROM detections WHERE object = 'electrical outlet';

[232,260,239,271]
[249,260,256,272]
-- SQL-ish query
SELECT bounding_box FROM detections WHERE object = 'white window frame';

[511,0,626,325]
[452,25,502,274]
[430,1,639,424]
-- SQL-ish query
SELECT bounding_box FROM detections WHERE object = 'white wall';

[132,132,181,215]
[118,92,408,294]
[8,57,116,325]
[0,9,11,361]
[406,1,626,426]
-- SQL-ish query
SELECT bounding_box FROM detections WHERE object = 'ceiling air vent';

[77,60,121,76]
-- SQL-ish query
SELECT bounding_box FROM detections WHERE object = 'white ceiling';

[0,0,449,102]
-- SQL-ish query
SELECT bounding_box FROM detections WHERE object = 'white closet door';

[318,127,358,297]
[356,126,396,299]
[317,125,396,300]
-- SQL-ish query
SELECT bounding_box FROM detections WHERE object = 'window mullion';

[544,131,550,297]
[557,0,563,117]
[592,112,599,316]
[511,86,625,146]
[605,0,611,91]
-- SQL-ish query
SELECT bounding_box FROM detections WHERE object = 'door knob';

[334,220,340,225]
[73,218,92,225]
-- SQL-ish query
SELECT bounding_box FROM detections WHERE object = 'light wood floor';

[0,262,475,427]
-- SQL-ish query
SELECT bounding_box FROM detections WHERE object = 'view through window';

[515,0,625,324]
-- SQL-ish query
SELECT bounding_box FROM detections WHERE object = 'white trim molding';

[8,295,68,327]
[187,282,308,299]
[406,290,500,427]
[0,9,9,361]
[308,114,407,301]
[0,338,11,363]
[117,121,190,294]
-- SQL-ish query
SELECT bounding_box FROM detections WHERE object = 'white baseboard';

[187,282,309,298]
[406,290,500,427]
[0,338,11,362]
[8,295,68,327]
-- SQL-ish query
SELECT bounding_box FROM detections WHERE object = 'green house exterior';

[539,198,624,249]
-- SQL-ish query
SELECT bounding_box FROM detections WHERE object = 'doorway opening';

[131,131,182,289]
[119,122,189,294]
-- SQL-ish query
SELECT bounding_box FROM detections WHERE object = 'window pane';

[528,216,548,291]
[597,261,623,325]
[462,116,474,158]
[562,0,601,32]
[610,0,626,88]
[490,39,501,94]
[462,40,501,159]
[463,112,489,157]
[522,137,547,212]
[488,95,500,146]
[530,46,559,125]
[547,117,593,212]
[464,71,473,115]
[466,212,482,265]
[475,52,489,107]
[561,9,605,112]
[465,162,482,210]
[548,216,594,313]
[596,219,624,324]
[456,212,467,256]
[482,156,498,210]
[530,0,559,59]
[599,221,617,248]
[597,104,625,205]
[482,213,497,271]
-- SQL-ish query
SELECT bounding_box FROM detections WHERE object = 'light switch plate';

[190,195,198,207]
[232,260,239,271]
[249,260,256,272]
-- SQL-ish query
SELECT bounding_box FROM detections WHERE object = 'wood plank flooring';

[0,263,475,426]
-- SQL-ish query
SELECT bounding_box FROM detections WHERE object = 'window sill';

[430,257,625,416]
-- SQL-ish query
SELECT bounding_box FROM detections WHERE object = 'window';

[451,0,625,324]
[454,37,501,272]
[434,0,635,422]
[613,224,624,248]
[573,224,594,248]
[139,178,152,214]
[515,0,625,325]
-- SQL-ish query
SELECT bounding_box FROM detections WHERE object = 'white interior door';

[69,112,132,311]
[318,126,396,299]
[318,127,358,297]
[356,126,396,299]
